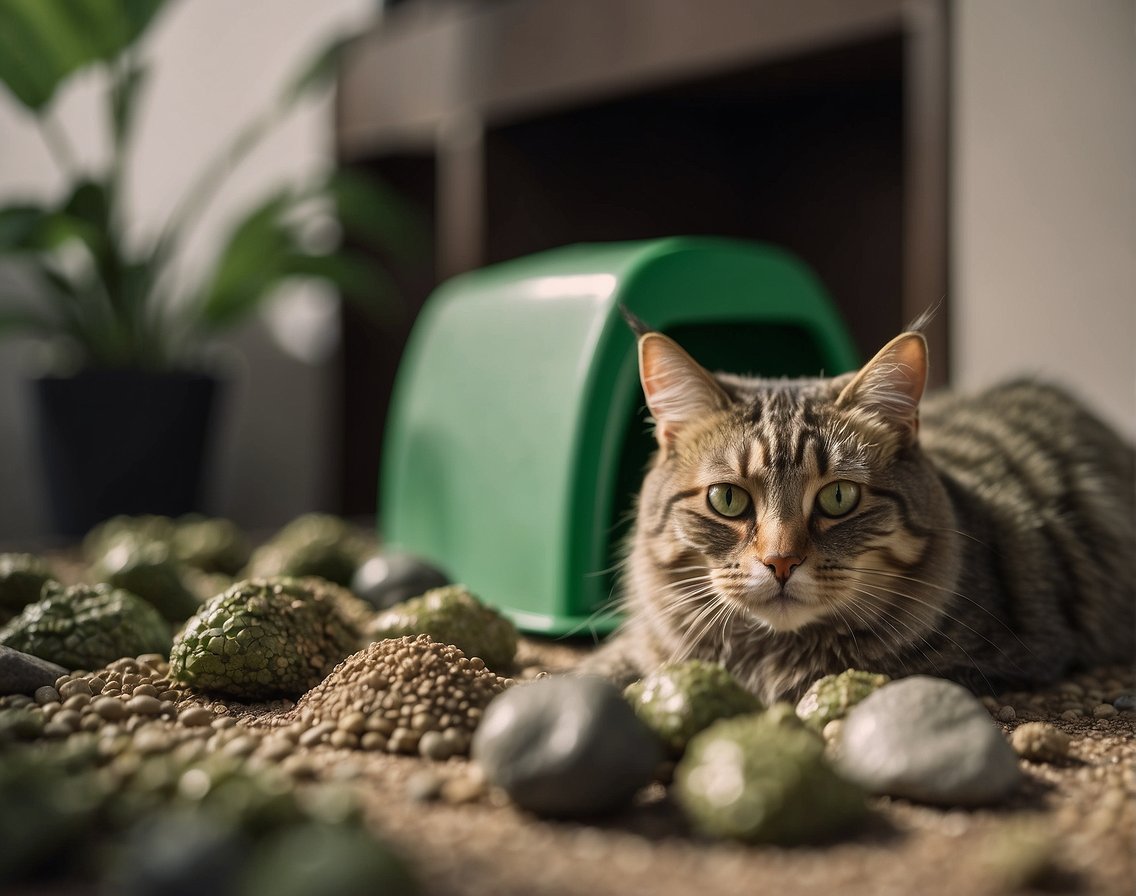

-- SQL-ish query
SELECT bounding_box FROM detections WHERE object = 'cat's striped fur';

[588,322,1135,704]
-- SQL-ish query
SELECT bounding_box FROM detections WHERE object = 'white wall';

[952,0,1135,440]
[0,0,376,543]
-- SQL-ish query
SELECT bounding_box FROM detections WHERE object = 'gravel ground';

[326,648,1135,896]
[5,614,1134,896]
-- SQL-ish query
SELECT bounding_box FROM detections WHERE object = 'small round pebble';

[997,705,1017,723]
[1092,703,1118,719]
[1010,722,1070,762]
[178,706,215,727]
[126,695,162,717]
[1113,693,1136,712]
[93,697,127,722]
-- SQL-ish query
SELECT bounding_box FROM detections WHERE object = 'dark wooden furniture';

[335,0,950,515]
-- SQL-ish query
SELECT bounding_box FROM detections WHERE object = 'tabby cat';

[588,316,1135,704]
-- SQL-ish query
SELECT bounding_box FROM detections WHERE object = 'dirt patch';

[246,643,1134,896]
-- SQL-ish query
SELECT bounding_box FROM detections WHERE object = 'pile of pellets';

[2,636,514,767]
[272,634,513,760]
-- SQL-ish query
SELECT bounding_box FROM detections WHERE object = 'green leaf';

[284,34,349,100]
[110,59,148,150]
[196,191,296,329]
[0,205,51,250]
[0,0,169,112]
[62,180,111,233]
[326,170,430,266]
[0,307,59,336]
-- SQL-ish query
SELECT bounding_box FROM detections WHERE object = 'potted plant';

[0,1,422,536]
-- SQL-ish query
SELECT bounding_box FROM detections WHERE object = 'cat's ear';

[638,332,729,447]
[836,332,928,438]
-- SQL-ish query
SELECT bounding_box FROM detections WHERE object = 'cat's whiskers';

[840,587,953,682]
[654,573,738,664]
[852,565,1037,660]
[669,599,734,666]
[842,577,1002,692]
[845,573,1007,656]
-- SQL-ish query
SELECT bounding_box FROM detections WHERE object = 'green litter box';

[380,237,858,636]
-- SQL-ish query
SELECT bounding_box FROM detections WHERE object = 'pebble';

[221,735,260,758]
[34,686,60,705]
[1010,722,1070,762]
[58,678,93,700]
[442,771,488,805]
[257,737,295,762]
[134,727,173,754]
[406,769,443,802]
[299,722,336,747]
[471,675,662,818]
[178,706,215,727]
[92,697,127,722]
[0,646,69,696]
[418,729,454,761]
[996,705,1017,723]
[1113,694,1136,712]
[350,551,450,610]
[126,695,162,717]
[1092,703,1118,719]
[837,676,1022,806]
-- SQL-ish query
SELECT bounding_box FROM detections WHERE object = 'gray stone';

[1112,693,1136,712]
[471,675,662,817]
[837,675,1022,806]
[0,645,69,696]
[351,551,450,610]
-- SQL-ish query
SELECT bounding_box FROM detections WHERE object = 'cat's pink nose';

[763,554,804,585]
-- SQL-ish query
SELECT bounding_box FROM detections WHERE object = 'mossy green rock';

[237,822,419,896]
[0,583,171,670]
[171,515,251,575]
[795,669,891,732]
[368,585,518,670]
[82,514,176,563]
[244,514,373,586]
[169,577,369,700]
[674,712,866,844]
[0,553,53,616]
[90,540,202,623]
[624,660,763,756]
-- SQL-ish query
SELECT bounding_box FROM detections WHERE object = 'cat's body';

[589,322,1135,704]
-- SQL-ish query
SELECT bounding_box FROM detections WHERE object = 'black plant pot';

[32,369,220,538]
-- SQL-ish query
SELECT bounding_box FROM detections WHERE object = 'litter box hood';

[380,237,858,636]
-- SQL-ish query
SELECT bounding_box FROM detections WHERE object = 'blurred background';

[0,0,1132,545]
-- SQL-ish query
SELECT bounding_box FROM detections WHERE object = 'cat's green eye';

[707,484,751,518]
[815,480,861,518]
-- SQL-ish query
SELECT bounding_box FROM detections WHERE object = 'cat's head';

[633,324,949,635]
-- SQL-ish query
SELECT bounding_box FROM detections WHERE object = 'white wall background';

[0,0,376,544]
[952,0,1135,439]
[1,0,1132,544]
